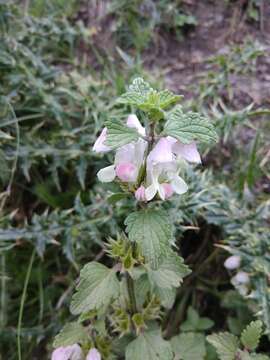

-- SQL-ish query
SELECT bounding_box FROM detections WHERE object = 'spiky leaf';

[207,333,239,360]
[171,332,206,360]
[126,330,173,360]
[105,119,139,149]
[125,209,173,269]
[53,322,90,348]
[163,106,218,144]
[241,320,263,351]
[70,262,120,315]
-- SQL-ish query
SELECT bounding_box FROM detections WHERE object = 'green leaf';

[241,320,263,351]
[125,209,173,269]
[126,330,173,360]
[237,351,270,360]
[181,307,214,332]
[156,90,183,109]
[207,333,239,360]
[70,262,120,315]
[163,106,218,144]
[147,251,190,289]
[53,322,90,348]
[105,119,139,149]
[117,77,152,106]
[171,332,206,360]
[107,192,129,204]
[154,286,176,309]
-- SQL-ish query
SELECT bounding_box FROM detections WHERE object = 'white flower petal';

[148,137,174,164]
[172,141,201,163]
[145,183,157,201]
[126,114,145,136]
[224,255,241,270]
[115,143,135,165]
[93,128,111,153]
[171,175,188,194]
[52,344,83,360]
[86,348,102,360]
[97,165,116,183]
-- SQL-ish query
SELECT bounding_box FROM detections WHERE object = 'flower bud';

[93,128,110,153]
[234,271,249,284]
[224,255,241,270]
[51,344,83,360]
[135,185,146,201]
[126,114,145,136]
[86,348,101,360]
[115,162,137,182]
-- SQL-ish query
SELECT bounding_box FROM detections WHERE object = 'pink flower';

[51,344,83,360]
[147,138,174,164]
[135,185,146,201]
[224,255,241,270]
[126,114,145,136]
[93,128,111,153]
[167,136,201,164]
[161,183,174,199]
[115,162,137,182]
[86,348,101,360]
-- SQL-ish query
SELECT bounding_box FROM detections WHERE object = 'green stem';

[17,249,35,360]
[0,254,7,328]
[126,272,137,314]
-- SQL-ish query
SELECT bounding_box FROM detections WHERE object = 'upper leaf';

[171,332,206,360]
[147,250,190,289]
[117,78,182,120]
[163,106,218,144]
[125,209,173,269]
[125,330,173,360]
[105,119,140,149]
[70,262,120,315]
[53,322,90,348]
[207,333,239,360]
[241,320,263,351]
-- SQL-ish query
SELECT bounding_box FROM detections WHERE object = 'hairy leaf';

[163,106,218,144]
[70,262,120,315]
[126,330,173,360]
[241,320,263,351]
[105,119,139,149]
[117,77,152,106]
[207,333,239,360]
[125,209,173,269]
[171,332,206,360]
[53,322,89,348]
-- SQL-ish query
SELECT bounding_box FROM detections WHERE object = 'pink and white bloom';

[93,128,111,153]
[145,138,188,201]
[224,255,241,270]
[167,136,201,164]
[135,185,146,201]
[126,114,145,136]
[52,344,83,360]
[86,348,101,360]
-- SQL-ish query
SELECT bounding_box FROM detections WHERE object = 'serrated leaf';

[126,330,173,360]
[53,322,90,348]
[171,332,206,360]
[237,351,270,360]
[157,90,183,109]
[70,262,120,315]
[117,77,152,106]
[155,286,176,309]
[207,333,239,360]
[163,106,218,144]
[241,320,263,351]
[181,307,214,332]
[105,119,139,149]
[147,251,190,289]
[125,209,173,269]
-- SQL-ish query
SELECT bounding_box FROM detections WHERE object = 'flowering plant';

[51,78,219,359]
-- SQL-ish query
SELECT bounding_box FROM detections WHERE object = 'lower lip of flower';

[162,183,174,199]
[116,162,137,182]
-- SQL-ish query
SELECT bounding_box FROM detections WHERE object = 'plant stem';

[17,249,35,360]
[126,272,137,314]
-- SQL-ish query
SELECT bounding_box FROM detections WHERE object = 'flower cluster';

[93,114,201,201]
[52,345,101,360]
[224,255,250,295]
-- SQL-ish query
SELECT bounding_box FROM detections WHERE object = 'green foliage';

[125,209,173,269]
[125,330,173,360]
[241,321,263,351]
[105,119,140,149]
[171,332,206,360]
[180,307,214,332]
[70,262,120,315]
[163,106,218,144]
[207,333,239,360]
[53,322,90,348]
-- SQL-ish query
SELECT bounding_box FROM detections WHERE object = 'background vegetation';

[0,0,269,358]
